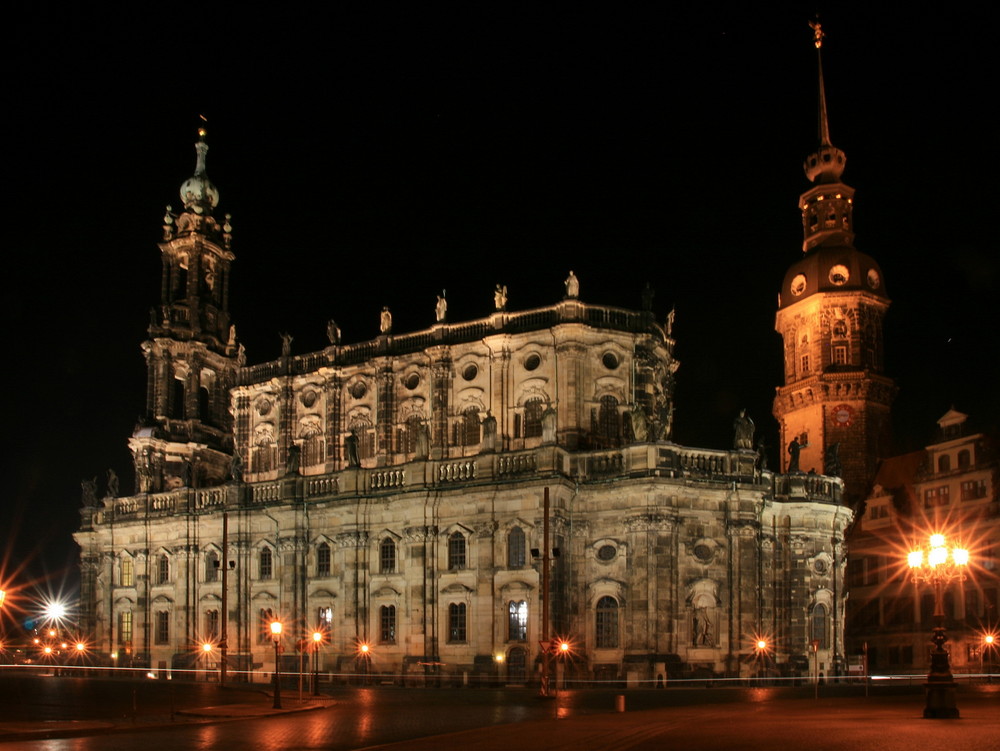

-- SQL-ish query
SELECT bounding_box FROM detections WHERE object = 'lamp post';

[907,532,969,719]
[201,643,213,682]
[983,633,996,682]
[270,620,283,709]
[312,631,322,695]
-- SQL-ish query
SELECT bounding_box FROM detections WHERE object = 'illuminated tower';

[128,127,240,493]
[773,24,895,505]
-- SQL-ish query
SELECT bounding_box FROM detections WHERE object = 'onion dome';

[179,127,219,214]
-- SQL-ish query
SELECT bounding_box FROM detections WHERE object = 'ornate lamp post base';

[923,625,959,718]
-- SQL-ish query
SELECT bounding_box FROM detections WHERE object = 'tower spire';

[811,19,832,148]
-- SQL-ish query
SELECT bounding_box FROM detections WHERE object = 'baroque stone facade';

[74,124,852,684]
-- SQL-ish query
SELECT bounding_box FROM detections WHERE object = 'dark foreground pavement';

[364,690,1000,751]
[0,680,997,749]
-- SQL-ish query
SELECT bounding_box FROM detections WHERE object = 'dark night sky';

[4,5,996,597]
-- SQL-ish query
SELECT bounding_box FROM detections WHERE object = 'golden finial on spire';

[809,18,824,49]
[198,114,208,140]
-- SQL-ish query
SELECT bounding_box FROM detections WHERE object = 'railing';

[99,441,844,521]
[238,299,666,385]
[438,461,476,483]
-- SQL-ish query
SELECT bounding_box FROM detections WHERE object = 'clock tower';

[773,23,895,505]
[129,127,240,494]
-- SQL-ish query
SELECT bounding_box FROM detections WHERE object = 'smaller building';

[846,410,999,674]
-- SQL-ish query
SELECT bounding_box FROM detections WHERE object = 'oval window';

[523,354,541,371]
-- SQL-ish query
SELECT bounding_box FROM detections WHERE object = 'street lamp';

[311,631,323,696]
[201,642,213,682]
[270,620,283,709]
[907,532,969,719]
[982,633,997,682]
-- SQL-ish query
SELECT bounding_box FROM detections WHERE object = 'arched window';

[156,554,170,585]
[811,603,828,650]
[448,603,467,643]
[508,526,526,568]
[380,538,396,574]
[380,605,396,644]
[205,551,219,582]
[259,547,273,580]
[448,532,466,570]
[938,455,951,473]
[596,395,621,447]
[461,407,481,446]
[508,600,528,641]
[523,398,544,439]
[317,542,331,577]
[957,450,971,468]
[595,596,619,648]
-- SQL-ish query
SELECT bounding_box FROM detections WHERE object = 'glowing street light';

[907,531,970,718]
[311,631,323,696]
[270,620,283,709]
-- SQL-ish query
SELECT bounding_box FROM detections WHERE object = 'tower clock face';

[790,273,807,296]
[832,404,854,427]
[867,268,881,290]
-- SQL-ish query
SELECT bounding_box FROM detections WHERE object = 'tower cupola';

[179,127,220,214]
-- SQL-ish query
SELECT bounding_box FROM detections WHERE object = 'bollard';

[615,694,625,712]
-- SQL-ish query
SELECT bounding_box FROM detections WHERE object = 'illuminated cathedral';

[75,31,875,685]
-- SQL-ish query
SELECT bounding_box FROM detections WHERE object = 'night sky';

[4,6,996,598]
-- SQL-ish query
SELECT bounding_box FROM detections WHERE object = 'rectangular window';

[205,609,219,639]
[157,555,169,584]
[317,606,332,626]
[380,605,396,644]
[120,559,134,587]
[156,611,170,644]
[960,480,987,501]
[448,533,466,571]
[448,603,467,643]
[833,346,847,365]
[800,354,810,374]
[317,544,331,576]
[924,485,950,508]
[508,600,528,641]
[119,611,133,645]
[259,609,274,644]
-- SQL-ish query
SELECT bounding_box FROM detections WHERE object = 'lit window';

[119,611,133,645]
[508,600,528,641]
[596,596,619,648]
[832,346,847,366]
[924,486,950,508]
[317,606,333,625]
[961,480,987,501]
[120,559,134,587]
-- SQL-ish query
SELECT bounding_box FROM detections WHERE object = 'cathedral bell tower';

[129,127,240,493]
[773,23,896,505]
